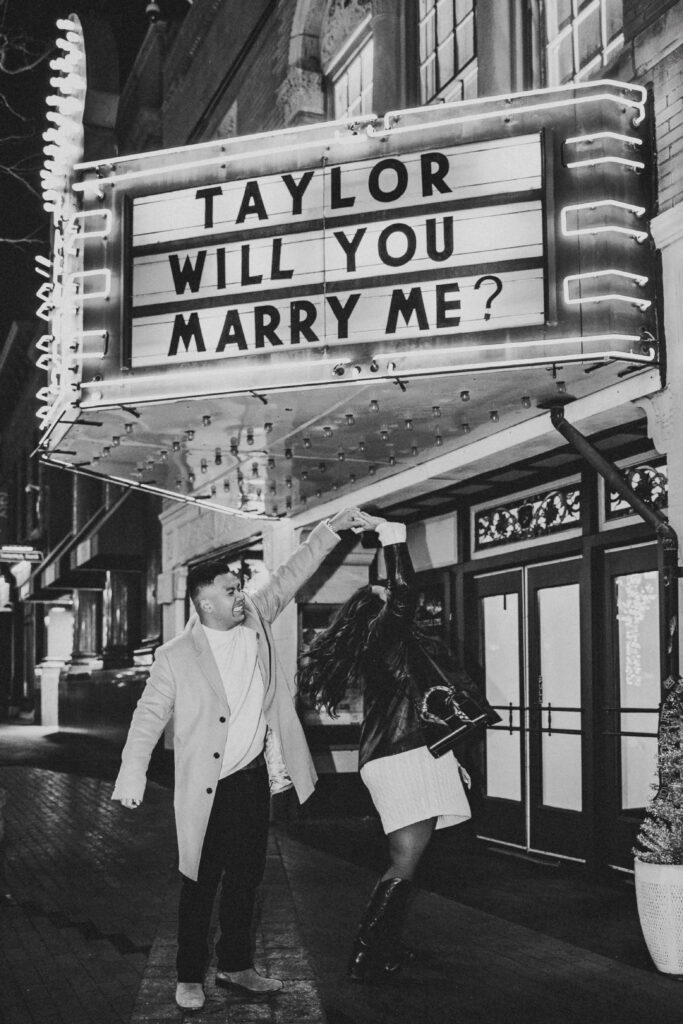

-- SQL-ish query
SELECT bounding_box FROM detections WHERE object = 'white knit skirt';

[360,744,471,835]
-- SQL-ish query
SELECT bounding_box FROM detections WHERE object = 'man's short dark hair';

[187,558,239,602]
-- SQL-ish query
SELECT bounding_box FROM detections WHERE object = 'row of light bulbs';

[35,17,86,436]
[98,382,556,495]
[41,18,85,216]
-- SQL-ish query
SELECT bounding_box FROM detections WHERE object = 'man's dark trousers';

[176,758,270,981]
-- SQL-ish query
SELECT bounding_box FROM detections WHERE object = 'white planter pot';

[635,859,683,974]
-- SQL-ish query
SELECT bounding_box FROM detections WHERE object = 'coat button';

[219,716,226,723]
[206,787,213,794]
[213,752,220,759]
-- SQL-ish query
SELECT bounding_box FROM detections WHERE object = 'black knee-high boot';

[347,877,412,982]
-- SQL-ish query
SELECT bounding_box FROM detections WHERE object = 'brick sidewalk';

[0,767,327,1024]
[130,837,326,1023]
[0,767,177,1024]
[276,834,683,1024]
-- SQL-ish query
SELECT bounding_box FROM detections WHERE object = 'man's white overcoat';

[112,521,339,880]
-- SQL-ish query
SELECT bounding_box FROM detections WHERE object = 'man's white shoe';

[215,967,283,994]
[175,982,205,1010]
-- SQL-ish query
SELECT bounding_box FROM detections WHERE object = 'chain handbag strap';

[418,684,473,728]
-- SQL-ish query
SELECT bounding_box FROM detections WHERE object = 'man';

[112,507,368,1011]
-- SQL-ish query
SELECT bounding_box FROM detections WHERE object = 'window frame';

[418,0,478,106]
[324,14,374,122]
[544,0,624,86]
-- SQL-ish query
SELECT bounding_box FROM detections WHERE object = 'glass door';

[601,545,661,869]
[527,561,585,859]
[472,559,587,859]
[472,570,525,846]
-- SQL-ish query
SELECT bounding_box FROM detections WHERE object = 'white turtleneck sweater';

[202,623,267,778]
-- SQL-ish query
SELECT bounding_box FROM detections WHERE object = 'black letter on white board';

[168,312,206,356]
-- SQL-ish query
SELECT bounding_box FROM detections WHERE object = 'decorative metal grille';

[475,484,581,550]
[606,462,668,521]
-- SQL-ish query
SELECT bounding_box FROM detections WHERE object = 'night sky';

[0,0,158,342]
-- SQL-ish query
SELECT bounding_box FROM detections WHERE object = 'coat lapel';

[190,618,230,709]
[242,597,272,698]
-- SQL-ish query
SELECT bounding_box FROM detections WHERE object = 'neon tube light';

[364,351,656,378]
[563,270,651,310]
[67,209,112,239]
[564,155,644,171]
[375,334,643,363]
[75,114,379,173]
[368,94,645,143]
[73,91,640,193]
[67,268,111,300]
[73,132,370,193]
[560,200,647,241]
[35,334,54,352]
[73,80,646,193]
[564,130,643,147]
[80,355,352,393]
[380,79,647,130]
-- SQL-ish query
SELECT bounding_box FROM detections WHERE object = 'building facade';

[23,0,683,872]
[0,13,164,734]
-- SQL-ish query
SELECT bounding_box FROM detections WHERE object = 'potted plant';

[633,678,683,974]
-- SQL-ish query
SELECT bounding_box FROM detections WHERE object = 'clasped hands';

[328,507,386,534]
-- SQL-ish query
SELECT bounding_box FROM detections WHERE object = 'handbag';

[416,651,501,758]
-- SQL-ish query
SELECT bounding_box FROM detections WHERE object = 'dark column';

[477,0,531,97]
[102,571,142,669]
[371,0,410,115]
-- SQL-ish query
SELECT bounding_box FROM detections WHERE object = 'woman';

[298,514,474,982]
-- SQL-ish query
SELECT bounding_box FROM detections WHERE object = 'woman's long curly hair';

[297,585,384,716]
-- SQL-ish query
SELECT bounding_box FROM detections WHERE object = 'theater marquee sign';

[35,80,658,516]
[130,135,543,365]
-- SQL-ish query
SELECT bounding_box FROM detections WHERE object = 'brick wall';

[650,44,683,212]
[625,0,683,213]
[231,0,294,135]
[161,0,276,146]
[624,0,679,42]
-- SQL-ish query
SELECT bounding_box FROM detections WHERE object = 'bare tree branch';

[0,31,52,74]
[0,89,32,120]
[0,225,44,248]
[0,162,41,198]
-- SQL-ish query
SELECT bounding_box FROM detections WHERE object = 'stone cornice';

[651,204,683,250]
[634,390,674,454]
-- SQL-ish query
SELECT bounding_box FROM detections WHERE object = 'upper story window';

[331,32,374,120]
[545,0,623,84]
[419,0,477,104]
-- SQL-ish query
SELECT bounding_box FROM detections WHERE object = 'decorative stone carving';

[321,0,371,67]
[276,66,325,125]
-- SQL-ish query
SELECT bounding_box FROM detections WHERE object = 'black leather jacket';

[358,540,437,770]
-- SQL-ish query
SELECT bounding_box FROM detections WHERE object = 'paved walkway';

[0,767,176,1024]
[1,734,683,1024]
[278,834,683,1024]
[0,767,325,1024]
